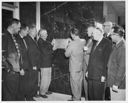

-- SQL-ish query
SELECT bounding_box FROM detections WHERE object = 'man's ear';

[11,23,16,29]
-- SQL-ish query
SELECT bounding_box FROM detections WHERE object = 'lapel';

[7,31,14,44]
[16,34,26,49]
[28,35,39,49]
[91,38,105,55]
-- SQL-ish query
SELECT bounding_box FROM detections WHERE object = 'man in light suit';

[107,25,125,100]
[65,27,85,101]
[86,22,112,100]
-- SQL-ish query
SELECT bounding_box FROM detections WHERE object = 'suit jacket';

[65,39,85,72]
[104,33,113,43]
[107,39,125,89]
[16,34,31,71]
[37,38,53,68]
[2,31,20,72]
[87,37,112,81]
[24,35,41,69]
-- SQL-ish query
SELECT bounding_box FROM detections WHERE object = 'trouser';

[83,72,88,100]
[105,87,111,100]
[70,71,83,101]
[83,53,90,100]
[82,62,88,100]
[110,88,125,101]
[16,71,30,100]
[40,67,52,95]
[2,71,20,101]
[88,79,105,100]
[25,70,38,99]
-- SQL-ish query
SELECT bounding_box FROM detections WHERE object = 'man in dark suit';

[86,22,112,100]
[24,24,41,100]
[15,24,31,100]
[2,18,21,101]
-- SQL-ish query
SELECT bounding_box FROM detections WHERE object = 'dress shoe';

[39,94,48,98]
[34,94,40,98]
[26,97,35,101]
[46,91,52,95]
[68,99,74,101]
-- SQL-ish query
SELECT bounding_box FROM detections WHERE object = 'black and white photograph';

[1,0,126,101]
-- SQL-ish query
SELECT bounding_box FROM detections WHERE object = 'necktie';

[23,38,28,49]
[92,41,98,52]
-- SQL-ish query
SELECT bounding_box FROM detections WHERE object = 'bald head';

[39,29,48,41]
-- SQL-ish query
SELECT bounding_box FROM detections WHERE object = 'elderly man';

[86,22,112,100]
[107,25,125,100]
[37,29,54,98]
[65,27,85,101]
[2,18,21,101]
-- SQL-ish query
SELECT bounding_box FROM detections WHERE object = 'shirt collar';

[19,33,24,38]
[116,39,125,48]
[107,33,111,37]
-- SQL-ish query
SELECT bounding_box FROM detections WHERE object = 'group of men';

[2,18,54,101]
[65,21,125,101]
[2,18,125,101]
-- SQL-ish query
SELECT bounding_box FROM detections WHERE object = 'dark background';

[2,2,104,96]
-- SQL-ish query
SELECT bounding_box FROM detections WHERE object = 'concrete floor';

[33,92,85,101]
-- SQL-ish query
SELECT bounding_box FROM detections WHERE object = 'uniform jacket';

[2,31,20,72]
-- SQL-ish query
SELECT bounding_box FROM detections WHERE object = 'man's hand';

[101,76,106,82]
[51,39,55,46]
[84,46,89,51]
[33,66,37,70]
[52,46,57,51]
[85,71,88,78]
[20,69,25,76]
[112,85,118,92]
